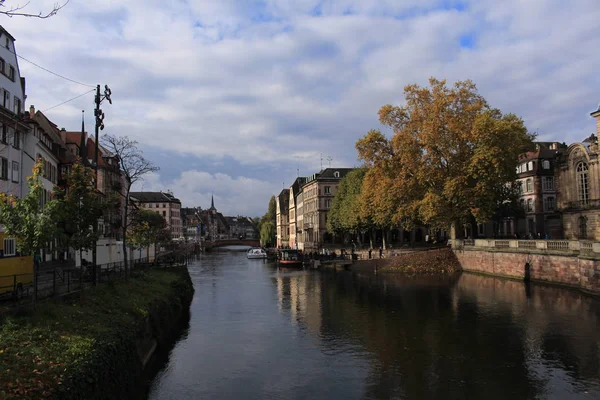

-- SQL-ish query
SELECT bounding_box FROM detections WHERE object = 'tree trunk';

[382,229,387,250]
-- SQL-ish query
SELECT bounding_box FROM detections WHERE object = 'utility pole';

[91,84,112,285]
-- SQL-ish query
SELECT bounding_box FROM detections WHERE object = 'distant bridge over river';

[212,239,260,248]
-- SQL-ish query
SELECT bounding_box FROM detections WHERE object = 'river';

[148,249,600,399]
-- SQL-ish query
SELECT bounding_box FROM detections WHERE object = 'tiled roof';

[130,192,181,203]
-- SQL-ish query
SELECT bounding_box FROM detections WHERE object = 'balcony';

[563,199,600,211]
[303,222,313,230]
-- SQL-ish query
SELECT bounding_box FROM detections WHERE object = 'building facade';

[297,168,353,251]
[276,189,289,247]
[130,191,182,238]
[287,177,305,249]
[556,107,600,240]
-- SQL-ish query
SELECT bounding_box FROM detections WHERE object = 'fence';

[452,239,600,254]
[0,255,188,307]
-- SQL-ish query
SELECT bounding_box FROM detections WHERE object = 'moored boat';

[277,249,303,267]
[247,247,268,259]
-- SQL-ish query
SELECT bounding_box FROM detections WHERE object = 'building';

[287,177,305,249]
[199,195,229,241]
[512,142,563,239]
[557,106,600,240]
[225,216,258,239]
[275,188,289,247]
[0,26,27,199]
[297,168,353,251]
[130,191,182,238]
[181,207,203,242]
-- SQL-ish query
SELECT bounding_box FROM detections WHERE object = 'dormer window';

[542,160,550,169]
[334,171,340,178]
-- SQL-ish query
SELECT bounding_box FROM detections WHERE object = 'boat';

[247,247,268,259]
[277,249,303,267]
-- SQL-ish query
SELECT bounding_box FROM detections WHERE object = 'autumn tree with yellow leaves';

[356,78,534,235]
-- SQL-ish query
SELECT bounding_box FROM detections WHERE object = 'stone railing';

[452,239,600,255]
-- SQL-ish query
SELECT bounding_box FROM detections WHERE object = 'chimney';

[29,105,35,118]
[592,105,600,137]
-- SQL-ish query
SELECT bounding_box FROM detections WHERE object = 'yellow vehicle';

[0,236,33,299]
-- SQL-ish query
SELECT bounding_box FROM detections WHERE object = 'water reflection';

[149,254,600,400]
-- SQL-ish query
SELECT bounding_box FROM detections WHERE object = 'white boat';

[247,247,268,259]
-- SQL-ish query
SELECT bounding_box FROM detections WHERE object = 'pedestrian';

[368,248,372,259]
[379,247,383,259]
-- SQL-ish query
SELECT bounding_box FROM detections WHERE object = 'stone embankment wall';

[454,248,600,294]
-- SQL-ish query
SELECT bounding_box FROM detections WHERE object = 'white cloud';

[134,170,281,216]
[1,0,598,214]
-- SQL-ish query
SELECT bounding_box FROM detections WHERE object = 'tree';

[101,135,159,276]
[0,0,69,18]
[0,160,59,303]
[54,159,105,277]
[129,209,171,262]
[260,220,275,248]
[327,168,370,245]
[357,78,534,233]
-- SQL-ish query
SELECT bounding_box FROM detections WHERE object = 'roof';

[32,111,67,149]
[0,25,16,42]
[278,189,289,212]
[318,168,354,179]
[130,192,182,204]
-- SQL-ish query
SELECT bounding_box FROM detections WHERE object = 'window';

[12,130,19,149]
[3,90,9,109]
[8,65,15,81]
[542,160,550,169]
[155,204,159,208]
[324,186,331,194]
[3,238,15,257]
[1,124,6,143]
[526,179,532,193]
[4,37,8,49]
[334,171,340,178]
[527,161,533,171]
[0,57,4,74]
[526,199,533,212]
[542,176,554,191]
[13,97,20,114]
[325,199,331,208]
[579,216,587,239]
[163,211,166,217]
[163,203,166,208]
[518,181,523,194]
[544,196,555,212]
[11,161,18,183]
[576,162,589,204]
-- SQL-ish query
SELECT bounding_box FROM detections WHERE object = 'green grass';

[0,267,192,399]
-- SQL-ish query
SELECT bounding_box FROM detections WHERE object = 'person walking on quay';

[368,248,372,259]
[379,247,383,259]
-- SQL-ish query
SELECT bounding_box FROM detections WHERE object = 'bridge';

[212,239,260,248]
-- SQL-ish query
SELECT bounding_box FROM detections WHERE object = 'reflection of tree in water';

[316,271,600,399]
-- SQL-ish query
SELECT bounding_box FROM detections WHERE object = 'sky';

[2,0,599,216]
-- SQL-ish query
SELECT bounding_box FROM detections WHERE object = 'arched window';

[527,199,533,212]
[526,179,532,193]
[334,171,340,178]
[579,216,587,239]
[576,162,589,203]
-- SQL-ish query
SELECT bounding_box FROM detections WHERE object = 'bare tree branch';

[101,134,159,275]
[0,0,69,19]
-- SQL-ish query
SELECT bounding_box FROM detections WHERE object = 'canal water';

[148,249,600,399]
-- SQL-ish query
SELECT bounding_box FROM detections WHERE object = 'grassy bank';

[354,248,461,275]
[0,267,194,400]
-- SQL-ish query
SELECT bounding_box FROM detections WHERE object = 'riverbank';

[352,247,461,275]
[0,266,194,400]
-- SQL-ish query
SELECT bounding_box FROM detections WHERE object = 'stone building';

[297,168,353,251]
[557,106,600,240]
[199,195,229,241]
[276,188,289,248]
[513,142,564,239]
[287,177,305,249]
[130,191,182,238]
[181,207,203,242]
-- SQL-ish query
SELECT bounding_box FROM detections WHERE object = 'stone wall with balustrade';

[450,239,600,294]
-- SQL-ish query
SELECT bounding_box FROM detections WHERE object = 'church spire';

[79,110,86,161]
[210,193,215,210]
